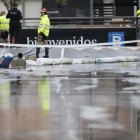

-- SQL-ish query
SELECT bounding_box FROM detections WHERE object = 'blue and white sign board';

[108,32,125,46]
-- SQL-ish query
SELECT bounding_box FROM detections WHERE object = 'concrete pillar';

[90,0,93,24]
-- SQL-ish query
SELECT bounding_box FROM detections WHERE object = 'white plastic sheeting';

[73,58,95,64]
[95,56,140,63]
[36,58,73,65]
[26,56,140,66]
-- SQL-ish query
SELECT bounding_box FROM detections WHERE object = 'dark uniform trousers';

[36,33,49,58]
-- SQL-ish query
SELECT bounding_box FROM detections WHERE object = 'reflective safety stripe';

[1,22,9,24]
[39,25,50,30]
[39,24,46,28]
[39,24,50,28]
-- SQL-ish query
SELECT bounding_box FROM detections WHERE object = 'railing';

[21,16,137,29]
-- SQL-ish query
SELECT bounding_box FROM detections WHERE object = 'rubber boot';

[36,48,40,58]
[43,48,49,58]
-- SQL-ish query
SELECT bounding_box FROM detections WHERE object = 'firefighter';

[36,8,50,58]
[136,10,140,39]
[0,11,10,43]
[6,2,22,44]
[137,10,140,17]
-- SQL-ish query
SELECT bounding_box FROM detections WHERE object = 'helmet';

[137,10,140,15]
[40,8,47,13]
[0,11,5,16]
[12,2,18,8]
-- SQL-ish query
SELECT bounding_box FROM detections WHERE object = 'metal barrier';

[22,16,137,29]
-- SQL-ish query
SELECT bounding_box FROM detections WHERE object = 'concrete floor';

[2,46,140,59]
[0,61,140,140]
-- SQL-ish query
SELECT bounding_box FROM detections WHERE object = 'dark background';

[43,0,138,17]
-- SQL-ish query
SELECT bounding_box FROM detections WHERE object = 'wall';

[0,2,23,14]
[19,27,137,46]
[23,0,42,26]
[0,0,42,17]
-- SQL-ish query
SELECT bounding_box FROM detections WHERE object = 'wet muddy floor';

[0,62,140,140]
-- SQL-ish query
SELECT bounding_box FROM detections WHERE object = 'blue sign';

[108,32,125,46]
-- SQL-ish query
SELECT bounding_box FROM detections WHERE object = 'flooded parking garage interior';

[0,0,140,139]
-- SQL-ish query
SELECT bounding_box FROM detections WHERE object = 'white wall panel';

[0,2,9,13]
[0,2,23,13]
[23,0,42,27]
[24,0,42,18]
[0,1,41,27]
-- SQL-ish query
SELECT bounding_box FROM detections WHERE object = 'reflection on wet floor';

[0,63,140,140]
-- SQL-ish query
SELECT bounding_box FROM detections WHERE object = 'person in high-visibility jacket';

[36,8,50,58]
[0,11,9,43]
[136,10,140,39]
[137,10,140,17]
